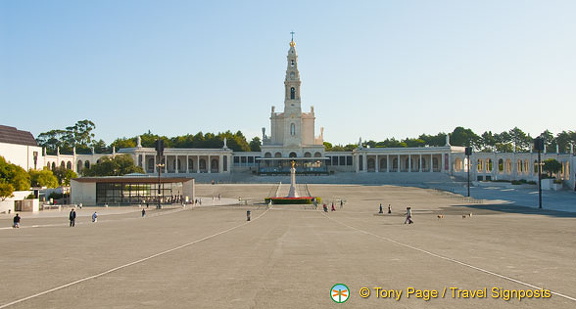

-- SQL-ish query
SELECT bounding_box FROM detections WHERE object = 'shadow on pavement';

[451,203,576,218]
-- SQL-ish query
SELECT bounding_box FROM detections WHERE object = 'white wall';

[70,180,97,206]
[0,191,36,213]
[0,142,43,170]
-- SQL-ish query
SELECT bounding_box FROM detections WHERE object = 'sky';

[1,0,575,146]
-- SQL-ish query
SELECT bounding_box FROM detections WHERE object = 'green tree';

[508,127,531,152]
[82,155,144,176]
[539,130,555,151]
[365,140,377,148]
[329,144,357,151]
[493,131,514,152]
[29,168,59,188]
[111,137,137,149]
[450,127,479,147]
[91,139,109,153]
[217,131,250,151]
[555,131,576,153]
[404,138,426,147]
[418,133,446,147]
[0,182,15,201]
[171,134,194,148]
[64,119,96,147]
[0,157,30,191]
[479,131,497,152]
[36,120,97,154]
[36,129,69,154]
[52,167,78,186]
[249,137,262,152]
[542,158,562,178]
[139,131,163,147]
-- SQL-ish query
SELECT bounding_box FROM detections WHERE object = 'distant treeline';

[36,120,576,154]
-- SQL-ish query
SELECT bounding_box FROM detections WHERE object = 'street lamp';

[534,137,544,209]
[155,139,165,209]
[465,147,473,197]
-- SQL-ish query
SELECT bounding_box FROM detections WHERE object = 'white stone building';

[0,125,42,171]
[258,37,327,174]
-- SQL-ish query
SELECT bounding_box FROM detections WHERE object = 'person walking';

[13,213,21,228]
[69,209,77,227]
[388,204,392,214]
[323,203,328,212]
[91,212,98,223]
[379,203,383,214]
[142,208,146,217]
[331,203,335,211]
[404,207,413,224]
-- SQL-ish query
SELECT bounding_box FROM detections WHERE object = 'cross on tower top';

[289,31,296,47]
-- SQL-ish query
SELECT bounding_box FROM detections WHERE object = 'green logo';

[330,283,350,303]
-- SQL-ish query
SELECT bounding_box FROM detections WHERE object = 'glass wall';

[96,182,183,205]
[257,159,328,175]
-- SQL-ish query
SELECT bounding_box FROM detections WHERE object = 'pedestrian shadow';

[447,203,576,218]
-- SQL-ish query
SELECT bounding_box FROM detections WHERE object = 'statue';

[287,160,299,197]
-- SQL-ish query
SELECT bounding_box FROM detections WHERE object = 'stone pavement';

[450,184,576,213]
[0,184,574,308]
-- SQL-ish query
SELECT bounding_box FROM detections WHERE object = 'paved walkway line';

[0,207,187,231]
[0,207,270,309]
[323,214,576,303]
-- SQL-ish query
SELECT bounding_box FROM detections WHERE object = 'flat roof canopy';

[72,177,194,184]
[256,157,329,161]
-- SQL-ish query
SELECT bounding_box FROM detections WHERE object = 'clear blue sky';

[2,0,575,146]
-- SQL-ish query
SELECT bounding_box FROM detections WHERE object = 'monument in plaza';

[287,161,299,197]
[265,161,319,204]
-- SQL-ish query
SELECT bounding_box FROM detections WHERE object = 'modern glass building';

[71,176,194,206]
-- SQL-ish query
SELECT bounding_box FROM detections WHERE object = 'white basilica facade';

[258,37,327,174]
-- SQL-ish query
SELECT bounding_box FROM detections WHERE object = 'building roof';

[72,176,194,184]
[0,125,38,147]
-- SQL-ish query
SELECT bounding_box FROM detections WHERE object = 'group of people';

[68,209,98,226]
[378,203,392,214]
[377,203,413,224]
[11,207,149,229]
[322,202,339,212]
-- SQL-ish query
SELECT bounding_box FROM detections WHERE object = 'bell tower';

[262,33,325,161]
[285,32,302,109]
[283,32,303,147]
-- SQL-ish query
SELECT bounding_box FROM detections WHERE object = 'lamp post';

[155,139,165,209]
[465,147,472,197]
[534,137,544,209]
[156,162,165,209]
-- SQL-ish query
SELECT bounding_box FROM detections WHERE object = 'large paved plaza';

[1,184,575,308]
